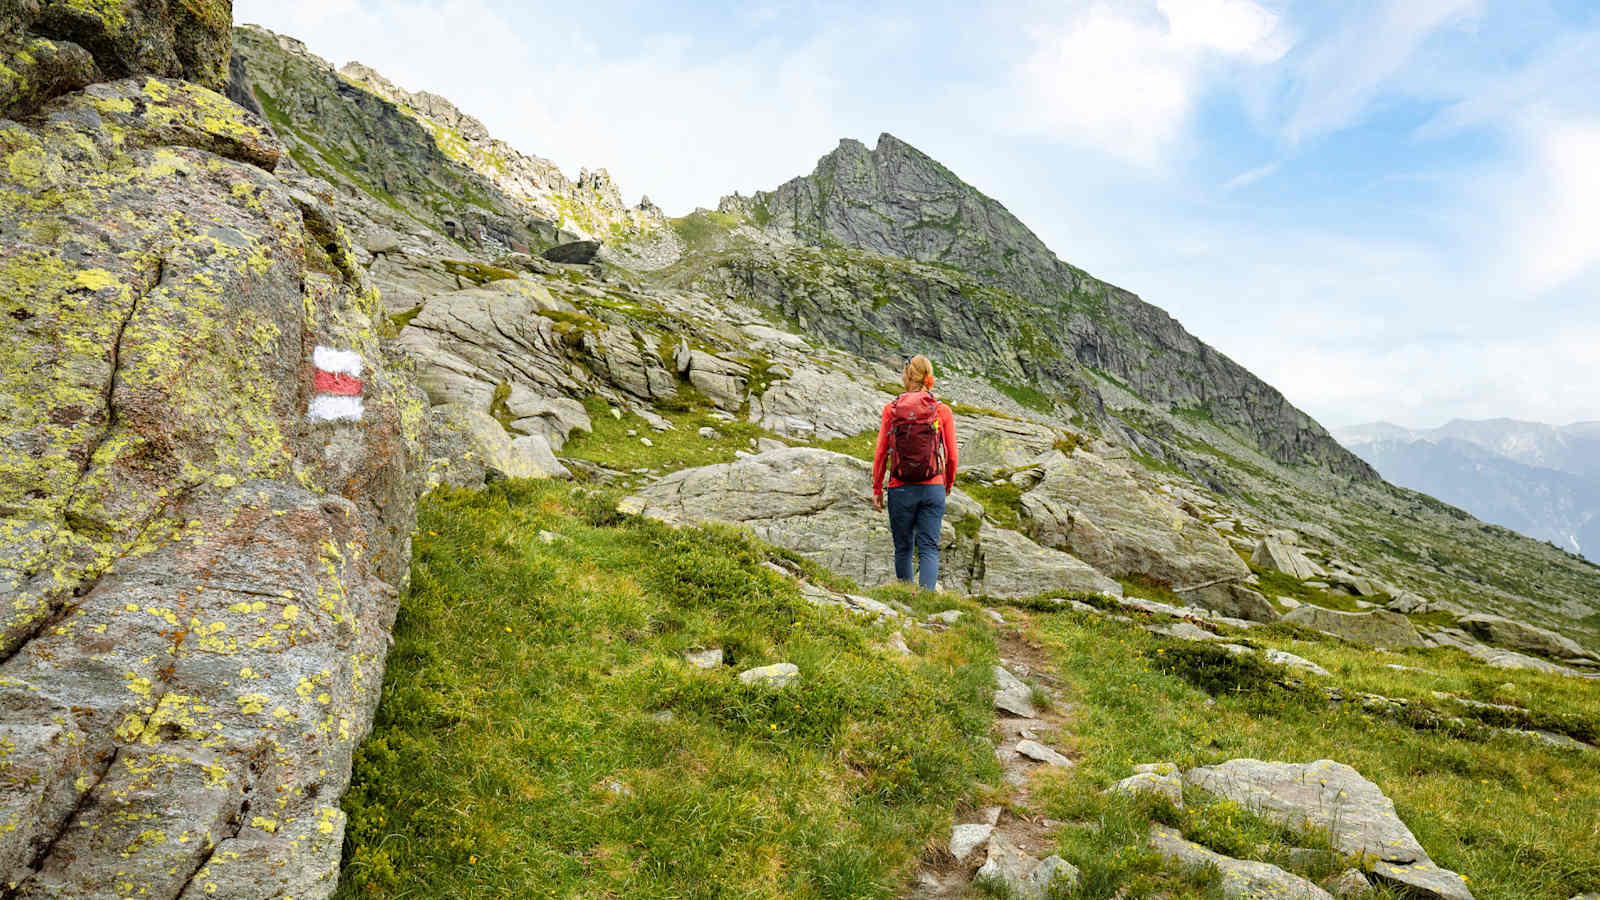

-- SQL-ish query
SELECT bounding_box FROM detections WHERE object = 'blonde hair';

[901,355,934,394]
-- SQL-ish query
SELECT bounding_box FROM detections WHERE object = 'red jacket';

[872,392,957,496]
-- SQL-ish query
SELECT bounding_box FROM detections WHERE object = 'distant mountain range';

[1335,420,1600,559]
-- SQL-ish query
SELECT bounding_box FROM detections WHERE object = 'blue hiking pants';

[887,482,946,591]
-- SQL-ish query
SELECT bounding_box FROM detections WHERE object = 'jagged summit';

[717,133,1374,479]
[723,132,1069,306]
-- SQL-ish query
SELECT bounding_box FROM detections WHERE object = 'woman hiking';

[872,355,958,591]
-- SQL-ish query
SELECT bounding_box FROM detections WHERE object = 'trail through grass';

[334,480,998,898]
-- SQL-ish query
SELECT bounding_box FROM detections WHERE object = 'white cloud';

[1491,117,1600,293]
[1158,0,1289,60]
[1009,0,1287,169]
[1221,160,1278,191]
[1281,0,1481,143]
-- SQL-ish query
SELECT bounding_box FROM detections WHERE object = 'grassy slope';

[1013,601,1600,899]
[334,480,999,898]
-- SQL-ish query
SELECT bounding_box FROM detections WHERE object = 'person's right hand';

[872,492,884,512]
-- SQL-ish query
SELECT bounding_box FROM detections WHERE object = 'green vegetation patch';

[1016,606,1600,899]
[959,478,1025,532]
[559,397,767,474]
[337,480,1000,898]
[670,210,742,253]
[443,258,520,285]
[992,380,1055,414]
[1251,566,1370,613]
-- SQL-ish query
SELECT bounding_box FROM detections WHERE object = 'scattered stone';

[928,609,965,625]
[1326,868,1373,897]
[1281,606,1425,648]
[610,406,624,420]
[1148,621,1224,642]
[537,530,561,543]
[1109,767,1184,807]
[887,632,913,656]
[756,437,788,452]
[697,426,724,440]
[1148,825,1335,899]
[648,710,675,723]
[1015,740,1073,768]
[1265,649,1332,677]
[994,666,1037,718]
[685,648,723,669]
[949,823,994,863]
[640,436,654,447]
[984,608,1006,624]
[975,832,1079,899]
[738,663,799,689]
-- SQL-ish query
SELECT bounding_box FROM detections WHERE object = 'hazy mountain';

[1337,421,1600,559]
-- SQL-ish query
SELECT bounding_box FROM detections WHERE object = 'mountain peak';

[724,136,1372,478]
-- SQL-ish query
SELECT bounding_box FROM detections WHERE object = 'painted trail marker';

[308,346,364,422]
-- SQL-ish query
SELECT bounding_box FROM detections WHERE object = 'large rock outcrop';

[1185,760,1474,900]
[1,23,427,898]
[1281,607,1425,649]
[620,448,1120,598]
[1019,451,1249,589]
[3,0,232,119]
[1457,614,1599,667]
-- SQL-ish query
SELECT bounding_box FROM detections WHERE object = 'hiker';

[872,355,958,591]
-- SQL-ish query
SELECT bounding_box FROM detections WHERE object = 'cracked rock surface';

[1,20,427,897]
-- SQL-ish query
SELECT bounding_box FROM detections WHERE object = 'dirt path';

[907,608,1081,898]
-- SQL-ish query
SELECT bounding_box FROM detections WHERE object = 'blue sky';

[235,0,1600,430]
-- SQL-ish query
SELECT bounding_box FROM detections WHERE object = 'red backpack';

[888,392,945,483]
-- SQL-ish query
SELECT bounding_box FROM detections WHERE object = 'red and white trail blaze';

[308,346,364,422]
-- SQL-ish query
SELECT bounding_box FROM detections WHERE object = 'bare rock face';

[1021,451,1248,589]
[621,448,1119,598]
[1,34,426,900]
[1252,530,1324,580]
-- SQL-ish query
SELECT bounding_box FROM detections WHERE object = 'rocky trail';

[911,616,1083,899]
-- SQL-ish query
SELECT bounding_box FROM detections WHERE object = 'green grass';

[335,480,1000,898]
[992,380,1055,414]
[443,258,521,285]
[1008,603,1600,899]
[959,478,1025,532]
[810,429,877,463]
[1251,566,1370,613]
[670,210,741,253]
[559,397,767,474]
